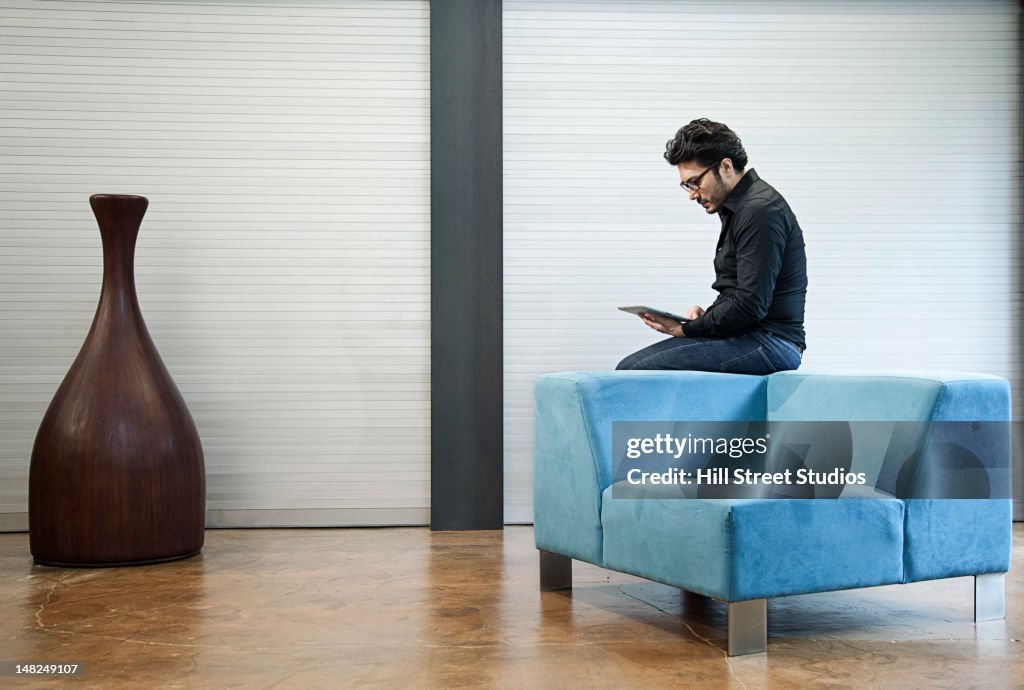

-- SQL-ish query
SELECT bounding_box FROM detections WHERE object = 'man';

[617,118,807,374]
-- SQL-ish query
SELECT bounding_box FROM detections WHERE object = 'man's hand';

[639,312,685,337]
[686,305,705,319]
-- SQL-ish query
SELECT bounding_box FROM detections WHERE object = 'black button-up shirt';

[681,169,807,350]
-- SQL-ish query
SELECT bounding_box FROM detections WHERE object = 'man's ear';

[720,158,735,176]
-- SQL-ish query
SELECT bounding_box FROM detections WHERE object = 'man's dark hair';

[664,118,748,171]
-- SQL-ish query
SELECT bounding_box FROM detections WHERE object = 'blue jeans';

[616,329,802,375]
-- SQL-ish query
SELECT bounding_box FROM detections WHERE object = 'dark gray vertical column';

[430,0,503,530]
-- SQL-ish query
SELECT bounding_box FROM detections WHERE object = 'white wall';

[503,0,1023,522]
[0,0,431,529]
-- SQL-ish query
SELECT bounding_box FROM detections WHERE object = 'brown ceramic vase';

[29,194,205,567]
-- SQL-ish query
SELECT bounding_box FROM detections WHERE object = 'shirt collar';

[720,168,759,214]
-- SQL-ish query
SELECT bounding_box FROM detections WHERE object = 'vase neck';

[89,195,149,316]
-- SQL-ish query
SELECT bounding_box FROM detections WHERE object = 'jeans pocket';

[720,347,776,375]
[752,331,802,370]
[775,337,802,360]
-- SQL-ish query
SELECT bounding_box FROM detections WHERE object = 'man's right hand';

[686,305,705,320]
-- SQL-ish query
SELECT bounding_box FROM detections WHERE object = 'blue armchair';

[533,370,1012,655]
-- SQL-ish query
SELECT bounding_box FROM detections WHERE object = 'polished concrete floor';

[0,525,1022,689]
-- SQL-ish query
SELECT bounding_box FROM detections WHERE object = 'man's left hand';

[639,312,685,337]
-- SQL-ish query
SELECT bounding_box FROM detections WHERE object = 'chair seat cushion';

[601,486,906,601]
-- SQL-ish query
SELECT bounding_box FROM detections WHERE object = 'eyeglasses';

[679,159,722,193]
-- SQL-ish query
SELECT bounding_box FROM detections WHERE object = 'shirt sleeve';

[682,202,788,338]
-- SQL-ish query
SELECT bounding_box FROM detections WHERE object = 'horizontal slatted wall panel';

[0,0,430,530]
[503,0,1022,522]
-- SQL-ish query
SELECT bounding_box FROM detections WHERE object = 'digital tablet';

[618,306,690,322]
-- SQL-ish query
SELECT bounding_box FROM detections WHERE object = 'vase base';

[33,548,202,569]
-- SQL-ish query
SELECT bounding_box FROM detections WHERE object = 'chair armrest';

[533,371,766,565]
